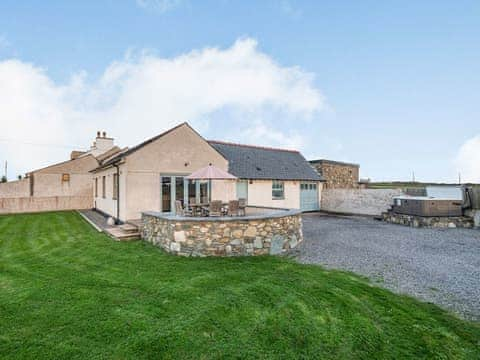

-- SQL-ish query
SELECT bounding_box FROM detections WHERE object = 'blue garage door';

[300,182,319,212]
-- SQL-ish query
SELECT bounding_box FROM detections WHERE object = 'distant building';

[0,132,121,214]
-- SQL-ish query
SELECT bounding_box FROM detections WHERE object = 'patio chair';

[175,200,192,217]
[208,200,223,217]
[227,200,240,217]
[238,198,246,216]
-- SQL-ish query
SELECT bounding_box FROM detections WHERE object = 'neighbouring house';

[92,122,323,222]
[0,131,121,214]
[309,159,359,189]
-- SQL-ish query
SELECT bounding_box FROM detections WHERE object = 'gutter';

[114,164,120,224]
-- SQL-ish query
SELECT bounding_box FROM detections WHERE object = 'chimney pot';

[97,131,101,137]
[102,131,107,138]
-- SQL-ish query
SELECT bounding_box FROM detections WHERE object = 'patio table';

[189,203,209,216]
[189,202,230,216]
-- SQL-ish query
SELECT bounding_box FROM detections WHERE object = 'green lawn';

[0,212,479,359]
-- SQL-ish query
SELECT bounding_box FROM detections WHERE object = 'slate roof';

[208,141,323,181]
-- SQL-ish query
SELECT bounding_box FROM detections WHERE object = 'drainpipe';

[114,164,120,224]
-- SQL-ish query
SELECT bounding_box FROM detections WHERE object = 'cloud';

[135,0,184,13]
[0,38,324,179]
[455,136,480,183]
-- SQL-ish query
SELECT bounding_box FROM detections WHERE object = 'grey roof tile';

[209,141,323,181]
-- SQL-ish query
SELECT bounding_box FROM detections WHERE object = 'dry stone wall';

[383,212,474,228]
[310,161,359,189]
[142,210,303,257]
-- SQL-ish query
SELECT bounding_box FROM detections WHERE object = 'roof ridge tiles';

[208,140,300,153]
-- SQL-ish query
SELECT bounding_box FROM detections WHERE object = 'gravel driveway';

[298,213,480,321]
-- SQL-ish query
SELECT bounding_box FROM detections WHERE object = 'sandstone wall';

[310,161,359,189]
[0,196,92,214]
[142,210,302,257]
[321,189,403,216]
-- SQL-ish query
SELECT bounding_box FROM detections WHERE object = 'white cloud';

[0,38,324,179]
[135,0,184,13]
[455,136,480,183]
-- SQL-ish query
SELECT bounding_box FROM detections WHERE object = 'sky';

[0,0,479,182]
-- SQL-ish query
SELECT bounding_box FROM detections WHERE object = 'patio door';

[161,176,172,213]
[161,175,186,214]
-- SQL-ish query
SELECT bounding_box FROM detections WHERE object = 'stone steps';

[105,223,140,241]
[119,223,138,234]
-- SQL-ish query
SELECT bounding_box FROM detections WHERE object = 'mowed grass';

[0,212,479,359]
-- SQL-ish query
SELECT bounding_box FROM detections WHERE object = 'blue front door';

[300,182,319,211]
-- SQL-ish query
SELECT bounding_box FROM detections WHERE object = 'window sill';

[272,197,285,200]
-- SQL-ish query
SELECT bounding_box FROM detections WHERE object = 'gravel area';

[298,213,480,321]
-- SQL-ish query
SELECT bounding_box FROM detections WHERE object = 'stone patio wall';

[383,212,474,228]
[142,210,303,257]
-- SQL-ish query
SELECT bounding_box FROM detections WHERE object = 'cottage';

[92,123,323,222]
[0,131,121,214]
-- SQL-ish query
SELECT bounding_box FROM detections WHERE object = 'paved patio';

[298,213,480,321]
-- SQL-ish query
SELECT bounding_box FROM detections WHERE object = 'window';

[272,180,284,199]
[102,176,106,199]
[95,178,98,197]
[112,174,118,200]
[62,173,70,182]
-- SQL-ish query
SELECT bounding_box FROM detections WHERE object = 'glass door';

[161,175,187,214]
[161,176,171,213]
[175,177,185,207]
[200,181,209,204]
[188,180,197,205]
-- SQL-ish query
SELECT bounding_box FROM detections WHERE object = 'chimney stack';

[90,130,114,155]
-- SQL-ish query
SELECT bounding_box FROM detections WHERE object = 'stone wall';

[465,209,480,228]
[310,160,359,189]
[321,188,403,216]
[383,212,474,228]
[141,210,303,257]
[0,196,92,214]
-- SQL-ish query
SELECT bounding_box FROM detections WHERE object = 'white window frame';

[272,180,285,200]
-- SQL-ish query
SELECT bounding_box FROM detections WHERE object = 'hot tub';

[392,196,463,217]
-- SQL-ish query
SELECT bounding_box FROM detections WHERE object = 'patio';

[142,206,303,257]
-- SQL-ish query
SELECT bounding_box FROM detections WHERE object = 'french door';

[161,175,210,214]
